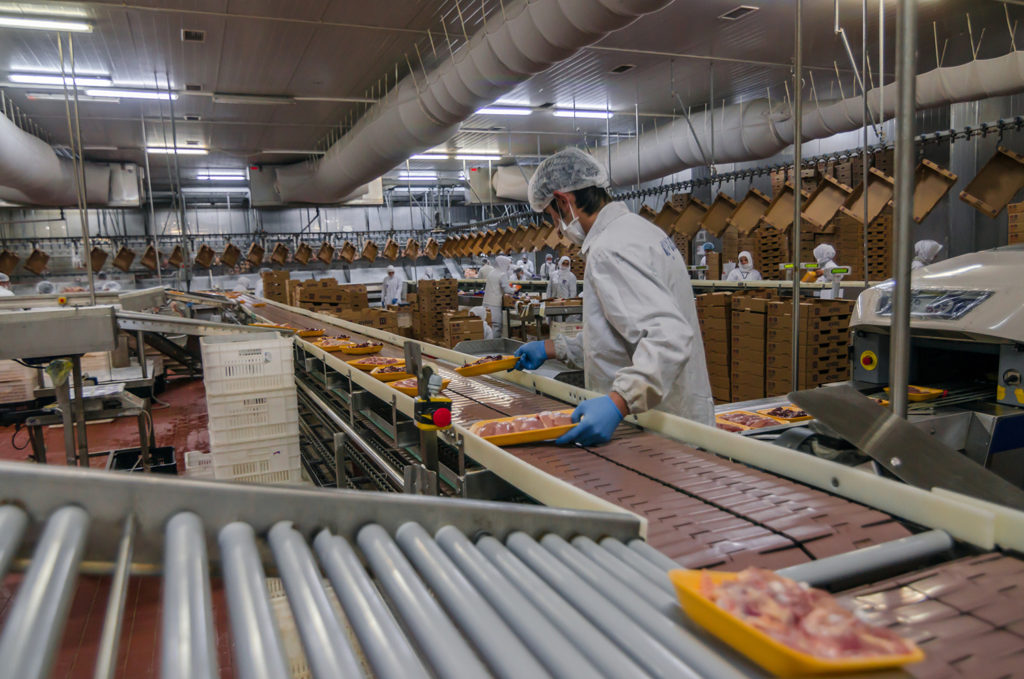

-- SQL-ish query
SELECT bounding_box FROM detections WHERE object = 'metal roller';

[218,522,290,679]
[598,537,675,596]
[356,523,491,679]
[0,505,89,679]
[161,512,218,679]
[313,529,431,679]
[395,522,551,679]
[266,521,363,678]
[0,505,27,580]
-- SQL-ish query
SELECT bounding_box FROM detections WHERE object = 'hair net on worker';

[495,255,512,273]
[0,273,9,283]
[737,251,754,272]
[545,254,553,261]
[813,244,836,264]
[703,243,715,252]
[387,265,395,273]
[558,256,571,267]
[481,255,489,262]
[914,239,943,264]
[528,147,609,212]
[468,306,487,321]
[36,281,55,294]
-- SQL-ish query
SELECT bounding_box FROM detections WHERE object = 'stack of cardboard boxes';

[1008,201,1024,244]
[443,309,486,348]
[259,270,290,303]
[764,299,854,396]
[413,280,458,343]
[696,293,732,403]
[0,360,36,404]
[729,295,771,401]
[299,280,369,314]
[329,308,399,335]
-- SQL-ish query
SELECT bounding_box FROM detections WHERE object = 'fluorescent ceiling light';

[212,93,294,105]
[0,15,92,31]
[26,92,119,103]
[147,146,208,155]
[399,171,438,178]
[475,106,532,116]
[181,186,249,194]
[87,89,177,100]
[410,154,449,160]
[197,174,247,181]
[553,109,613,119]
[10,73,111,87]
[455,154,501,161]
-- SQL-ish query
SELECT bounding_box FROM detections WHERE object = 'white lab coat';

[0,287,13,297]
[554,202,714,426]
[546,268,577,299]
[483,259,514,337]
[540,260,558,280]
[101,281,122,292]
[469,306,495,340]
[519,258,535,277]
[382,273,405,305]
[477,264,494,280]
[725,268,762,281]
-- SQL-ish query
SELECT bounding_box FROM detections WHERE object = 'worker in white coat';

[540,253,558,280]
[254,267,271,297]
[483,255,515,338]
[382,265,405,306]
[912,240,943,270]
[232,277,251,292]
[518,254,535,278]
[468,305,494,340]
[514,147,714,445]
[724,251,762,281]
[546,256,577,299]
[477,256,494,281]
[97,272,122,292]
[0,273,13,296]
[809,243,844,299]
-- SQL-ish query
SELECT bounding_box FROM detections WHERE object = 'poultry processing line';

[244,301,1022,575]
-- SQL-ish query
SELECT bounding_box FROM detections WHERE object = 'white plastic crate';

[221,466,305,486]
[206,388,299,448]
[211,435,301,481]
[183,450,214,479]
[200,332,294,396]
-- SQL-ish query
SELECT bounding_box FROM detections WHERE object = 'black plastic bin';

[106,446,178,475]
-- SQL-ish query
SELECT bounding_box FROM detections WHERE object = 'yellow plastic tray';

[883,385,945,402]
[296,329,324,338]
[469,410,575,446]
[249,322,293,331]
[455,356,518,376]
[669,570,924,676]
[339,343,384,355]
[370,366,415,382]
[347,357,404,372]
[312,338,354,352]
[756,406,812,422]
[389,378,451,397]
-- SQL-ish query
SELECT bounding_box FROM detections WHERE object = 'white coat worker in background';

[511,265,527,282]
[514,147,714,445]
[254,267,271,297]
[518,254,535,278]
[811,244,840,281]
[483,255,515,338]
[546,256,577,299]
[912,240,943,270]
[382,265,405,306]
[232,277,251,292]
[540,253,558,280]
[468,305,495,340]
[97,272,122,292]
[724,251,763,281]
[0,273,13,296]
[477,256,494,281]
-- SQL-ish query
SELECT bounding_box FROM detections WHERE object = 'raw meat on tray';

[719,412,780,429]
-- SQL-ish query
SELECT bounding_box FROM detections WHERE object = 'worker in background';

[511,265,527,281]
[514,147,714,445]
[478,255,494,281]
[97,272,122,292]
[382,265,405,306]
[725,251,762,281]
[540,253,558,280]
[469,306,494,340]
[0,273,13,296]
[546,256,577,299]
[483,255,515,338]
[36,280,55,295]
[254,267,271,297]
[912,240,943,270]
[518,253,535,278]
[232,277,251,292]
[806,243,844,299]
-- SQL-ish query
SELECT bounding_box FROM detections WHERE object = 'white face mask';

[558,201,586,246]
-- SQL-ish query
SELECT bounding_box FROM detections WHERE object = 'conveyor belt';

[254,305,913,570]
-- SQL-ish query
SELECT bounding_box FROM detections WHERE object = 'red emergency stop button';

[860,350,878,371]
[432,408,451,427]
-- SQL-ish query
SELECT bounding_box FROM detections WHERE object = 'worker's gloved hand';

[391,298,398,304]
[555,395,624,447]
[514,341,549,370]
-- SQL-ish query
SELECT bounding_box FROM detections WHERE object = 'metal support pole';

[890,0,917,418]
[92,515,135,679]
[70,356,89,467]
[790,0,804,391]
[140,115,162,285]
[137,331,148,380]
[862,0,871,284]
[52,365,77,466]
[0,505,28,580]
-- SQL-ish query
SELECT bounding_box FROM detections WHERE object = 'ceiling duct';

[274,0,674,204]
[587,50,1024,190]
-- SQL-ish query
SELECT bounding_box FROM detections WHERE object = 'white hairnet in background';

[528,147,609,212]
[36,281,55,294]
[0,273,9,283]
[495,255,512,272]
[738,251,754,272]
[813,244,836,264]
[558,256,571,266]
[914,240,943,263]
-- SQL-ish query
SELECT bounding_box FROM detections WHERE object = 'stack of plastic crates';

[200,332,302,484]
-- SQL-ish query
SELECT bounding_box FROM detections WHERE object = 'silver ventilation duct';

[274,0,674,204]
[0,113,116,206]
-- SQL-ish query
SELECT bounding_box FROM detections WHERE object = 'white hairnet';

[36,281,55,294]
[545,254,553,261]
[481,255,489,262]
[468,306,487,321]
[0,272,9,283]
[528,147,609,212]
[558,256,570,267]
[495,255,512,273]
[813,244,836,264]
[387,265,395,273]
[738,251,754,272]
[914,239,943,263]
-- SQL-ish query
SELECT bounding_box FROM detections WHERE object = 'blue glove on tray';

[555,395,624,447]
[514,341,549,371]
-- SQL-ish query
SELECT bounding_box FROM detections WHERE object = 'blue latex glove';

[555,395,624,446]
[514,341,549,370]
[391,298,398,304]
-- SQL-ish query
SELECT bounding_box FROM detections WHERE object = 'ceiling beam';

[587,45,864,74]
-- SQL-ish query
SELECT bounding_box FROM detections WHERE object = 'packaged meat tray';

[339,341,384,355]
[295,328,325,338]
[756,405,811,422]
[347,357,404,372]
[670,568,923,676]
[312,337,353,352]
[369,365,415,382]
[454,354,518,376]
[469,410,576,446]
[883,384,946,402]
[715,411,784,430]
[389,377,451,397]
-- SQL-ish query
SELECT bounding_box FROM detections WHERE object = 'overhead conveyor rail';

[0,461,794,679]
